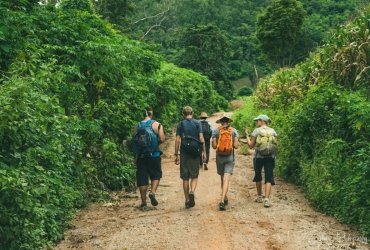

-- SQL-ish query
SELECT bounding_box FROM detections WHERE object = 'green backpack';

[256,127,277,156]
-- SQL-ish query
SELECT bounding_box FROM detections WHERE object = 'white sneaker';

[264,199,271,207]
[254,196,263,203]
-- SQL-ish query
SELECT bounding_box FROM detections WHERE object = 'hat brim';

[216,118,233,123]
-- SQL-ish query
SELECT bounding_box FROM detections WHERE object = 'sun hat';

[253,114,271,123]
[200,112,209,118]
[216,114,233,123]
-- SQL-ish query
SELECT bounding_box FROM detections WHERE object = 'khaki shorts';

[180,154,200,180]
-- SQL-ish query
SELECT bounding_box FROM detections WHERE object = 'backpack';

[216,125,233,156]
[180,121,204,157]
[201,120,211,140]
[256,127,277,156]
[132,120,159,155]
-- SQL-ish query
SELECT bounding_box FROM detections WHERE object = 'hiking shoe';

[255,196,263,203]
[219,202,226,211]
[189,191,195,207]
[149,191,158,206]
[264,199,271,208]
[204,163,208,170]
[140,203,147,210]
[224,199,228,206]
[185,200,190,209]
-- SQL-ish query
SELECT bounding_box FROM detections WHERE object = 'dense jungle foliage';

[233,5,370,237]
[0,1,228,249]
[127,0,368,94]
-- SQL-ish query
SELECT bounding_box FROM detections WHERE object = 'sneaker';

[189,191,195,207]
[264,199,271,207]
[204,163,208,170]
[185,200,190,209]
[140,203,147,210]
[224,199,228,206]
[219,202,226,211]
[149,191,158,206]
[255,196,263,203]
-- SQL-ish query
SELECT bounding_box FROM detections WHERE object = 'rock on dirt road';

[54,112,369,250]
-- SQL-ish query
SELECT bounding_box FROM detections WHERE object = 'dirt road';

[54,112,368,250]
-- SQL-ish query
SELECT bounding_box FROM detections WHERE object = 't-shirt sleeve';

[272,128,278,137]
[233,128,239,138]
[176,123,181,136]
[212,128,219,139]
[197,120,203,134]
[252,128,259,138]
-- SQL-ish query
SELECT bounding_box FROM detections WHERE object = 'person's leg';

[190,178,198,192]
[256,181,262,196]
[221,173,231,202]
[151,180,160,193]
[205,140,210,164]
[139,185,147,204]
[265,182,272,198]
[264,157,275,201]
[183,179,190,201]
[253,158,264,202]
[136,158,149,206]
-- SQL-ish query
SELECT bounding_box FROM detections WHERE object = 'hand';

[175,155,180,165]
[245,128,250,136]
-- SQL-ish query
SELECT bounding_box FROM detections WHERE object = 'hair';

[143,106,153,117]
[182,106,193,116]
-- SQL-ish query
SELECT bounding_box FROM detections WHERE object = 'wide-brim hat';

[216,114,233,123]
[200,112,208,118]
[253,114,271,123]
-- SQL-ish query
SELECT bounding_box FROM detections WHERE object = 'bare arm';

[212,137,217,149]
[199,133,206,155]
[233,136,239,149]
[153,121,165,143]
[174,135,181,165]
[245,129,256,149]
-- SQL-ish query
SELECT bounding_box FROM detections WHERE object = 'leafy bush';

[235,5,370,237]
[0,4,229,249]
[236,86,253,97]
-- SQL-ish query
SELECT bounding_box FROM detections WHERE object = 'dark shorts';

[253,157,275,185]
[180,154,200,180]
[136,157,162,186]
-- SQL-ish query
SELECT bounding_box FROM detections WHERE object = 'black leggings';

[253,157,275,185]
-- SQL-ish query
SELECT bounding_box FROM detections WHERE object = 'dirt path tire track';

[54,112,368,250]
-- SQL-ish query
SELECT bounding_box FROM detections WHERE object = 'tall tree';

[256,0,306,68]
[176,25,234,100]
[59,0,95,14]
[93,0,136,33]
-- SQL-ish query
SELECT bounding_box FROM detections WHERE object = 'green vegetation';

[0,1,227,249]
[236,86,253,97]
[129,0,367,95]
[233,5,370,237]
[1,0,370,248]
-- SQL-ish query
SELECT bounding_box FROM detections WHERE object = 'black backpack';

[201,120,211,140]
[180,121,204,157]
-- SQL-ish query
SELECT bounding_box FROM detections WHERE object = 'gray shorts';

[180,154,200,180]
[216,154,235,175]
